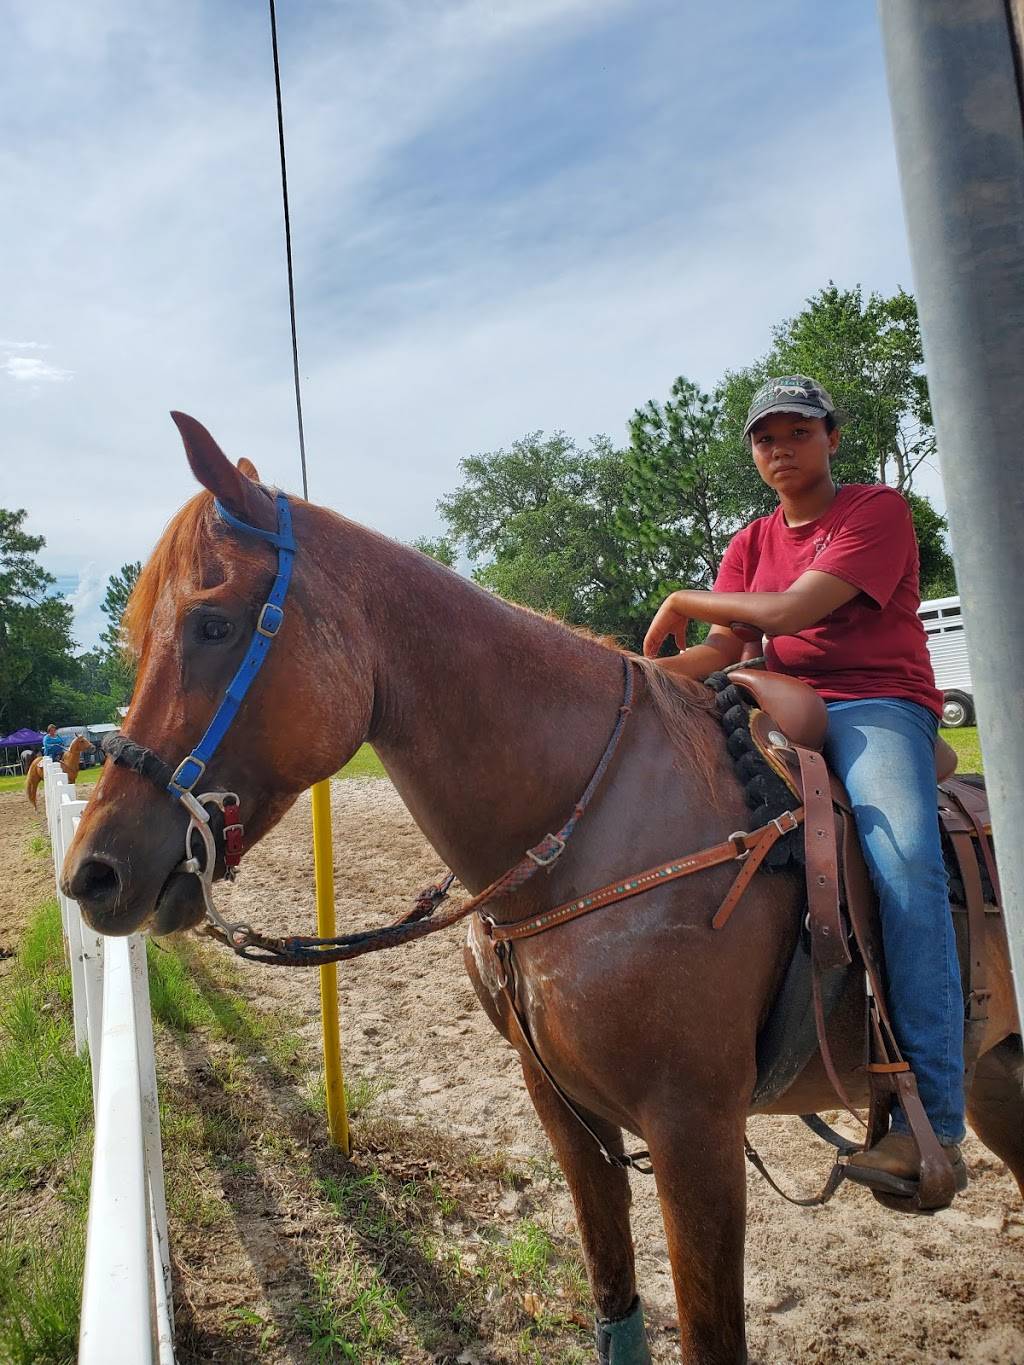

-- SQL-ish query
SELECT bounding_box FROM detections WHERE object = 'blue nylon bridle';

[166,492,296,800]
[101,490,296,944]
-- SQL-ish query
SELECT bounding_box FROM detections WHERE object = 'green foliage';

[437,431,633,640]
[98,561,140,699]
[904,491,957,599]
[615,377,762,645]
[0,509,76,731]
[411,536,457,567]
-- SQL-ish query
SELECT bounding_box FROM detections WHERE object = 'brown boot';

[846,1132,967,1203]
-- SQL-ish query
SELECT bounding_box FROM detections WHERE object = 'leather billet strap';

[484,809,803,944]
[794,745,851,971]
[948,827,990,1091]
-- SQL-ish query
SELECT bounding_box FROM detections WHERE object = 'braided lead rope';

[204,655,638,965]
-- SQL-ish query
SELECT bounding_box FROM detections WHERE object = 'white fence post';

[38,758,175,1363]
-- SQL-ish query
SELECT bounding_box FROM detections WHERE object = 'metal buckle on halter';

[772,810,800,836]
[169,754,206,795]
[257,602,284,637]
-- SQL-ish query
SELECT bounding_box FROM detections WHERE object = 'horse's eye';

[200,617,233,642]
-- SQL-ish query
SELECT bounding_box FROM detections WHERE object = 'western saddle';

[722,665,999,1211]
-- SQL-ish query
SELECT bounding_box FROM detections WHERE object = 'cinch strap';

[168,493,296,798]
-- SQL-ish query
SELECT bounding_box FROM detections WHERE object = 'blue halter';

[167,491,296,799]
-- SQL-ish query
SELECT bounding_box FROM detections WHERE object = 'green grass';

[0,902,90,1364]
[0,747,383,793]
[0,766,102,796]
[337,744,386,780]
[941,724,983,774]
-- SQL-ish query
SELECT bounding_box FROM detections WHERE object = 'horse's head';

[62,413,377,936]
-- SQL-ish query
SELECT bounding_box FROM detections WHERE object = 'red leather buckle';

[223,803,244,867]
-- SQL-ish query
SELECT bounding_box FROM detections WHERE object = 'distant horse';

[62,416,1022,1365]
[26,735,91,808]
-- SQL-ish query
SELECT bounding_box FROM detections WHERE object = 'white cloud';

[62,562,106,652]
[3,355,73,384]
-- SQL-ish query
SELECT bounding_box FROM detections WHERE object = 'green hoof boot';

[595,1296,651,1365]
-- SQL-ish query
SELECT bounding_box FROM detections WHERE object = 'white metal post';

[879,0,1024,1029]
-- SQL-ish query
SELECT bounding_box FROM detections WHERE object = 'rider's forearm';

[669,589,806,636]
[655,635,742,681]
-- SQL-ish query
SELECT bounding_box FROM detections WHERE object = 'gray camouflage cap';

[742,375,840,440]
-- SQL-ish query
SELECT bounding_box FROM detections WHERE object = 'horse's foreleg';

[517,1055,651,1365]
[646,1107,748,1365]
[967,1034,1024,1199]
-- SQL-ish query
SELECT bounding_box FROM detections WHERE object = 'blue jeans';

[824,699,965,1143]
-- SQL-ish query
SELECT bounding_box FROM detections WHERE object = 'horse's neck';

[341,521,626,892]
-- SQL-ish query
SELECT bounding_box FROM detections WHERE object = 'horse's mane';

[511,604,723,799]
[632,656,722,801]
[123,492,216,654]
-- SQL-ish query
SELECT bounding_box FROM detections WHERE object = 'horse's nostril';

[68,857,122,910]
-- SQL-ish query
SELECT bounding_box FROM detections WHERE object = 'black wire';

[268,0,309,499]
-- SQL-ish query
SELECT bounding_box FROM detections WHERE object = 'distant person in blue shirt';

[42,725,66,760]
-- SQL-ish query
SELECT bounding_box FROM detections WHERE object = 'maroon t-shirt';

[713,484,942,716]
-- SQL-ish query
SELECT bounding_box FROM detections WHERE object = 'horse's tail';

[26,759,42,808]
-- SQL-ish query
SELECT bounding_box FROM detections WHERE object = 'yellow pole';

[311,778,351,1156]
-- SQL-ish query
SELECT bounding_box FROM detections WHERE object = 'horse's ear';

[237,457,261,481]
[170,412,271,526]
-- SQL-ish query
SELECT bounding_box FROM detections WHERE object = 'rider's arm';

[644,570,860,658]
[655,625,744,682]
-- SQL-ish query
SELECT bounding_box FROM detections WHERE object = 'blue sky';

[1,0,934,651]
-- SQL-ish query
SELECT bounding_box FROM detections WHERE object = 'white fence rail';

[41,759,174,1365]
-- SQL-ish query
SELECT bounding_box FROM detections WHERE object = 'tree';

[0,508,76,729]
[435,432,637,640]
[411,536,457,568]
[614,377,768,644]
[99,561,141,698]
[905,491,957,600]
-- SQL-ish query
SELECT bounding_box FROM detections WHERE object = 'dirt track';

[212,780,1024,1363]
[4,779,1024,1362]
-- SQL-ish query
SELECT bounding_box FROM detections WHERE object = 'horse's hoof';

[595,1296,651,1365]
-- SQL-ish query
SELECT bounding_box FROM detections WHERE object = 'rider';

[42,724,66,761]
[643,374,965,1197]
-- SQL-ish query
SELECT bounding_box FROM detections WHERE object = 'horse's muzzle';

[63,849,206,936]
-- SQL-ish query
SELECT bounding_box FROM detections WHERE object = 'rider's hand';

[643,592,689,658]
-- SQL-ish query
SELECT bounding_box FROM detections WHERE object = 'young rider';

[42,724,66,761]
[643,375,965,1198]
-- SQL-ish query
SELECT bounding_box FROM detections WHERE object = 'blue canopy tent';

[0,728,44,775]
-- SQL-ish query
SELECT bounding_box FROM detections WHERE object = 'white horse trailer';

[917,595,974,727]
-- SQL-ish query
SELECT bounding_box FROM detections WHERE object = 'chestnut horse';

[63,416,1022,1365]
[26,735,91,808]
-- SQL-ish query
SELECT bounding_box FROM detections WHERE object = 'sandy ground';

[3,777,1023,1362]
[207,779,1024,1364]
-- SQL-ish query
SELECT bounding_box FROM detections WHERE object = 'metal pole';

[878,0,1024,1028]
[311,778,351,1155]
